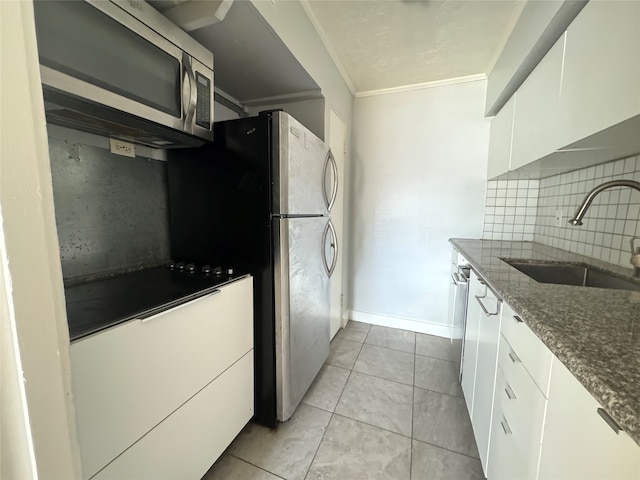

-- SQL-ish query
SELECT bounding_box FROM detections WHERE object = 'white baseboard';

[349,310,451,338]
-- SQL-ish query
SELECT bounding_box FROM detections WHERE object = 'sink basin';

[504,261,640,292]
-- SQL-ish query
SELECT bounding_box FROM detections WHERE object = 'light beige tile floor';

[203,322,485,480]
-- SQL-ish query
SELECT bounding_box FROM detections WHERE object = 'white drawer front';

[500,303,552,396]
[93,350,254,480]
[488,368,534,480]
[71,276,253,479]
[496,337,546,476]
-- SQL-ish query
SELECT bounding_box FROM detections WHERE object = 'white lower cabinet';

[538,358,640,480]
[463,276,640,479]
[470,281,502,470]
[461,270,484,415]
[71,276,254,479]
[93,351,254,480]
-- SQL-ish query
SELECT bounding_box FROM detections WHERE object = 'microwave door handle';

[182,53,197,129]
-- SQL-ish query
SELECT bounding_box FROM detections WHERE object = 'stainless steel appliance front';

[273,217,330,421]
[33,0,214,147]
[450,262,470,380]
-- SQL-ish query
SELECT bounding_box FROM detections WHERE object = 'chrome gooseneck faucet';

[568,179,640,276]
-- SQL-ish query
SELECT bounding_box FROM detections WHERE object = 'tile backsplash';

[483,179,539,241]
[483,154,640,270]
[535,155,640,268]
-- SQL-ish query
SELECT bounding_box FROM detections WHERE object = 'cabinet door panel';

[487,95,516,179]
[538,358,640,479]
[511,34,565,170]
[470,286,501,470]
[93,351,254,480]
[71,277,253,479]
[560,0,640,145]
[461,271,484,415]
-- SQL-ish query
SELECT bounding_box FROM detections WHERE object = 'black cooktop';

[65,265,248,341]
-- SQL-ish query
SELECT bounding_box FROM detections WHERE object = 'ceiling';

[150,0,524,101]
[304,0,525,93]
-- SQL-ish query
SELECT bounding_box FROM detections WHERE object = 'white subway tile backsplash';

[483,154,640,271]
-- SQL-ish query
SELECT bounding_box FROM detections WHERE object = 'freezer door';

[272,112,331,216]
[274,217,330,421]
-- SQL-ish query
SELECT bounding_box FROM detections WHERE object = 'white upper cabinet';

[559,0,640,146]
[488,0,640,176]
[487,94,516,180]
[511,33,565,170]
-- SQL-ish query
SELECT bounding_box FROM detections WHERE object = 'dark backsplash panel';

[48,135,170,280]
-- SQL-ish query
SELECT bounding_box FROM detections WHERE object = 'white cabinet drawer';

[488,367,533,480]
[497,336,546,474]
[71,276,253,479]
[93,351,254,480]
[500,303,552,396]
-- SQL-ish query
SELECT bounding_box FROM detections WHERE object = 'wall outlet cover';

[555,209,563,227]
[109,138,135,158]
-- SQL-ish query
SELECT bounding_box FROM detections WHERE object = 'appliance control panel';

[195,72,211,128]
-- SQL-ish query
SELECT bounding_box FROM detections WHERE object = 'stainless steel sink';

[504,261,640,292]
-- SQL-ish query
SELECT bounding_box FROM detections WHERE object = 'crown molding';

[355,74,487,98]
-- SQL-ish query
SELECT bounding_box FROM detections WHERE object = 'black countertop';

[65,266,249,341]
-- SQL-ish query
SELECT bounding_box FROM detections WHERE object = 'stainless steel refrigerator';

[167,111,338,425]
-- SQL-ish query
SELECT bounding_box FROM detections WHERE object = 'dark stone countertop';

[450,239,640,447]
[65,266,250,341]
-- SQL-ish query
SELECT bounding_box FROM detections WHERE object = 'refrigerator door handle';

[322,150,339,212]
[322,219,338,278]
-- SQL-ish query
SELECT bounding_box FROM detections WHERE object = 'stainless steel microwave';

[33,0,214,148]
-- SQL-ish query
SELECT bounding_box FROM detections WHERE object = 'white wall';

[1,1,81,477]
[214,101,241,121]
[350,79,490,336]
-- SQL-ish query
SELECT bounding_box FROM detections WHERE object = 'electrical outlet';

[555,209,563,227]
[109,138,135,158]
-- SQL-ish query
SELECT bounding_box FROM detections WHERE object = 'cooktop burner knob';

[213,266,223,275]
[226,268,234,275]
[176,262,185,270]
[168,261,176,269]
[201,265,212,274]
[186,263,196,273]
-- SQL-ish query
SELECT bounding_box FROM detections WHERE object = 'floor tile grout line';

[227,453,287,479]
[331,412,414,441]
[303,354,359,480]
[363,339,416,355]
[347,366,416,389]
[415,351,458,364]
[413,383,464,400]
[411,437,483,462]
[410,349,417,479]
